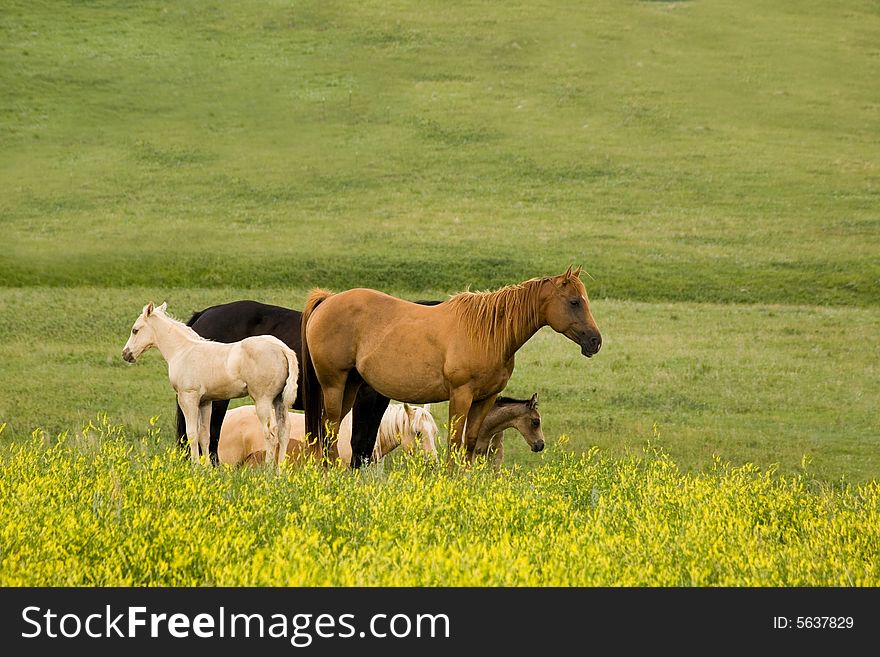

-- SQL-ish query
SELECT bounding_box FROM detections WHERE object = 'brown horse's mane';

[446,277,547,360]
[495,396,533,406]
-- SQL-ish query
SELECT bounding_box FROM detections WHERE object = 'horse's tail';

[301,289,333,453]
[281,345,299,410]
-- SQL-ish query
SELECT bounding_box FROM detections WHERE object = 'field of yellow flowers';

[0,419,877,587]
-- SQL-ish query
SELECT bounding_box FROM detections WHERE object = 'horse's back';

[314,288,443,323]
[190,300,301,348]
[219,405,310,465]
[217,405,263,465]
[240,333,291,353]
[306,289,451,402]
[234,335,295,384]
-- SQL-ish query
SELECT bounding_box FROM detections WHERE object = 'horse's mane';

[151,307,207,341]
[373,404,438,461]
[446,277,547,359]
[495,396,533,406]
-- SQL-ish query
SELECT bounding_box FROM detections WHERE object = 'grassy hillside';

[2,1,878,303]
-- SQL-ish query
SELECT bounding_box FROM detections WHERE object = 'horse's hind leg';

[320,370,361,465]
[178,392,201,464]
[335,373,363,465]
[197,402,212,466]
[254,397,279,470]
[273,396,289,467]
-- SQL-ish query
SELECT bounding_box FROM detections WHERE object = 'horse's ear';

[529,393,538,409]
[403,403,414,419]
[144,302,154,317]
[572,265,583,279]
[553,265,575,288]
[158,302,167,313]
[423,403,431,413]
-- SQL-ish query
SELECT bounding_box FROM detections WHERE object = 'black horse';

[175,299,434,468]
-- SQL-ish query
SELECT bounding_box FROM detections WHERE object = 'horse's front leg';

[197,402,212,466]
[178,391,201,464]
[447,387,474,462]
[464,394,498,464]
[490,432,504,471]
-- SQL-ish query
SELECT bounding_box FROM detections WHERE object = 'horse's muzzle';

[532,441,545,453]
[580,333,602,358]
[122,348,135,363]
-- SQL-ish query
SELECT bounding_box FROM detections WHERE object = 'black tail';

[301,289,332,460]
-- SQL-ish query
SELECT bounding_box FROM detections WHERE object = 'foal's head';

[401,403,439,457]
[378,403,439,461]
[499,394,546,452]
[121,302,166,363]
[542,266,602,357]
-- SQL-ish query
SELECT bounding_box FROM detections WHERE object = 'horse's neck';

[375,413,403,458]
[149,314,201,361]
[374,431,394,459]
[500,282,547,361]
[479,405,519,438]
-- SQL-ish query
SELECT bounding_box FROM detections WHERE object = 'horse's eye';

[132,328,139,335]
[532,419,540,428]
[569,298,580,307]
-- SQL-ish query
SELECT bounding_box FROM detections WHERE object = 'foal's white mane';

[144,304,206,342]
[373,403,438,461]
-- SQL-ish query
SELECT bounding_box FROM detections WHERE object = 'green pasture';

[1,0,879,486]
[0,286,876,482]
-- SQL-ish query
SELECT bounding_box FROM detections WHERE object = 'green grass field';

[1,286,877,481]
[0,1,878,585]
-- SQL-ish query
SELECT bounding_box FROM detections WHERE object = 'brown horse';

[301,266,601,461]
